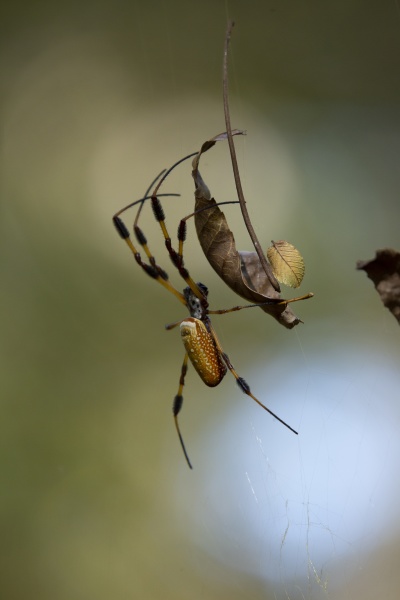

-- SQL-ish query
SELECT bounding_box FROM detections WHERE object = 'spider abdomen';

[180,318,226,387]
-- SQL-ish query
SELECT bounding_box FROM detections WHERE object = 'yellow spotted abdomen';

[180,318,226,387]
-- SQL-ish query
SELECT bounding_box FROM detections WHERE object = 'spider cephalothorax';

[183,283,208,320]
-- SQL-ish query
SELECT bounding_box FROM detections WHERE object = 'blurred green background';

[1,1,400,599]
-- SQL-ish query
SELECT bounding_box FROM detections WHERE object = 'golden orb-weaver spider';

[113,152,305,469]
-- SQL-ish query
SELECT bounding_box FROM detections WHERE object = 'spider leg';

[207,321,298,435]
[173,353,193,469]
[127,152,205,301]
[113,214,187,306]
[113,154,199,305]
[208,293,314,315]
[146,194,205,301]
[133,169,166,228]
[143,157,210,300]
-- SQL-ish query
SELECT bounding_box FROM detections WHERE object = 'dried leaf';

[357,248,400,325]
[192,133,308,329]
[267,240,305,288]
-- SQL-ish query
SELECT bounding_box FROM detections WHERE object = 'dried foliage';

[267,241,305,289]
[192,133,311,329]
[357,249,400,325]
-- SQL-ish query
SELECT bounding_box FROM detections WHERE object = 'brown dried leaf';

[357,248,400,325]
[267,240,305,288]
[192,133,305,329]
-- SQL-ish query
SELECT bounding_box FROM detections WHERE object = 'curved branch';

[222,20,280,292]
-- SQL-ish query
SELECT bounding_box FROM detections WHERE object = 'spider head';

[183,283,208,319]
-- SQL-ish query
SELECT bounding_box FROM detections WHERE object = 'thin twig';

[222,20,280,292]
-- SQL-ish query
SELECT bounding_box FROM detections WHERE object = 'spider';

[112,152,303,469]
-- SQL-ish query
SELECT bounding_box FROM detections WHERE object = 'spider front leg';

[148,194,206,303]
[130,152,206,303]
[113,161,199,306]
[113,203,188,306]
[173,353,193,469]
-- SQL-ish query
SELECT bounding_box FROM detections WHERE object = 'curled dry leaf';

[192,132,305,329]
[357,248,400,325]
[267,240,305,288]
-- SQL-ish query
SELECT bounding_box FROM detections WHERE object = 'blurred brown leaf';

[357,249,400,325]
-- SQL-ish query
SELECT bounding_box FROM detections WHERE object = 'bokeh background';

[1,1,400,598]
